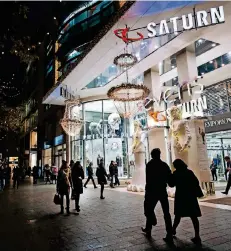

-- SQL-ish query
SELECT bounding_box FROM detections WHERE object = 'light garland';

[114,53,137,68]
[107,83,150,102]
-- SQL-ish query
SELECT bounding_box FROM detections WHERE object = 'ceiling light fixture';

[209,60,213,63]
[47,32,50,35]
[212,43,216,47]
[54,17,56,20]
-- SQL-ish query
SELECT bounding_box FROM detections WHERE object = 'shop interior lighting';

[54,17,56,20]
[47,32,50,35]
[2,52,4,55]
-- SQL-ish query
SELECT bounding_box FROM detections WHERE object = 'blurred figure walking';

[142,148,173,244]
[72,161,84,212]
[84,162,97,188]
[96,160,108,199]
[170,159,203,246]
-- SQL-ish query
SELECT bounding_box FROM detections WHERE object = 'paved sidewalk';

[0,180,231,251]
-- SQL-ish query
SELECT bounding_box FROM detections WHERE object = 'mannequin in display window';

[129,120,146,191]
[89,122,101,139]
[97,155,103,167]
[116,155,122,177]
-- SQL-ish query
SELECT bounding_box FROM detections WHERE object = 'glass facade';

[70,100,150,177]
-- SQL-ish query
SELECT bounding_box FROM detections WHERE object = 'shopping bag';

[53,193,61,205]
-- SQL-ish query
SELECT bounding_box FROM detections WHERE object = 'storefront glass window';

[84,101,103,174]
[70,99,149,177]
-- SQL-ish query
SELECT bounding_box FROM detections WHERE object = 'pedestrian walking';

[71,161,84,212]
[44,164,52,184]
[222,156,231,195]
[84,162,97,188]
[224,156,231,181]
[170,159,203,246]
[96,160,108,199]
[33,166,39,184]
[57,161,72,214]
[13,166,20,189]
[51,164,58,184]
[141,148,173,244]
[114,162,120,186]
[109,161,115,188]
[210,160,217,181]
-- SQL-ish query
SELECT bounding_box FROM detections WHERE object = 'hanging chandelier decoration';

[60,97,83,136]
[107,83,150,118]
[114,53,137,68]
[107,26,149,118]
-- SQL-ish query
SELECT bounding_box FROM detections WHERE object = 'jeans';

[144,194,172,235]
[75,193,80,210]
[211,171,217,181]
[225,174,231,194]
[60,190,70,210]
[13,178,19,189]
[110,175,120,187]
[84,176,97,187]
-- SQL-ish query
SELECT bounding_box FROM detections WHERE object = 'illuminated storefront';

[70,99,150,177]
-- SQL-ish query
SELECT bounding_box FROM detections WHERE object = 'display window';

[70,99,150,178]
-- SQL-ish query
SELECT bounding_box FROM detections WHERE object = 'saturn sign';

[147,6,225,37]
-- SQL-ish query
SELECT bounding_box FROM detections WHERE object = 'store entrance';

[206,130,231,179]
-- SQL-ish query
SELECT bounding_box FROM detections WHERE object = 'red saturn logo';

[114,27,144,43]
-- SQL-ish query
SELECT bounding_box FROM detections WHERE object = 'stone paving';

[1,180,231,251]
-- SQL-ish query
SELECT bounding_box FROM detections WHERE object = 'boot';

[66,207,70,214]
[60,207,64,214]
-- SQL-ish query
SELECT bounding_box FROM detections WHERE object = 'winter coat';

[145,158,172,198]
[96,164,107,184]
[169,169,202,217]
[71,165,84,194]
[57,168,72,195]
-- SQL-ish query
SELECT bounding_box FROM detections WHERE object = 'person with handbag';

[57,160,72,214]
[169,159,203,246]
[71,161,84,212]
[96,160,108,199]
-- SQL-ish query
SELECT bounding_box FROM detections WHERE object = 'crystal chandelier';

[107,83,150,118]
[60,97,83,136]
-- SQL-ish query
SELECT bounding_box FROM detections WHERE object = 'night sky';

[0,1,79,107]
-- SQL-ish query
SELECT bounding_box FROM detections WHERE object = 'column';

[147,67,170,165]
[175,47,211,185]
[176,46,198,102]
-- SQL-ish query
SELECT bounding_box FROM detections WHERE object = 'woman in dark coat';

[170,159,203,245]
[57,161,72,214]
[71,161,84,212]
[96,161,108,199]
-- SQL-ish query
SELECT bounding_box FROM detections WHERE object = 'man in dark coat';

[142,148,173,243]
[84,162,97,188]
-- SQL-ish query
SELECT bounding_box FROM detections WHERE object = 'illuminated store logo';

[147,6,225,37]
[144,81,207,119]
